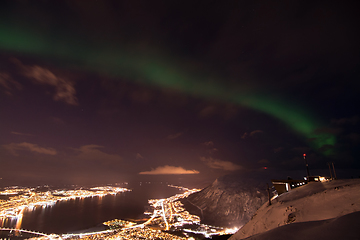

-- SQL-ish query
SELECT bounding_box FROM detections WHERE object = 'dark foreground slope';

[183,174,269,228]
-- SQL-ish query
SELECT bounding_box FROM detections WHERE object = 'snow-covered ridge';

[229,179,360,240]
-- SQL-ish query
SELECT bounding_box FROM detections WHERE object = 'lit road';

[160,200,169,230]
[0,227,61,239]
[62,229,115,239]
[63,185,238,239]
[1,185,238,239]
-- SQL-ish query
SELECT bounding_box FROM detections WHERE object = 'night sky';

[1,0,359,186]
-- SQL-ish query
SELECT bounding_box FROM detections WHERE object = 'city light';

[0,186,130,229]
[1,184,233,239]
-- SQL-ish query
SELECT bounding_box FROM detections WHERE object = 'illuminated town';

[0,184,238,239]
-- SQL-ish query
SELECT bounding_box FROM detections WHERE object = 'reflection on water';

[1,183,183,234]
[15,208,24,230]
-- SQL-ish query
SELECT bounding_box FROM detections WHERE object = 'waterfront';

[0,182,182,234]
[1,182,237,239]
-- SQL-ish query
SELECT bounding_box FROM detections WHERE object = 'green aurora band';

[0,25,335,154]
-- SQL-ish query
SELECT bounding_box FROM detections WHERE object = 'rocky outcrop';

[184,173,269,227]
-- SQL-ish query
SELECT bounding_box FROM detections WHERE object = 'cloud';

[203,141,214,146]
[198,104,238,119]
[314,127,342,135]
[209,148,218,154]
[0,72,22,95]
[139,165,199,175]
[18,62,78,105]
[250,130,263,137]
[318,144,336,155]
[241,132,248,139]
[203,141,218,154]
[2,142,57,156]
[281,156,303,166]
[200,157,242,171]
[199,105,217,117]
[331,116,359,125]
[136,153,144,159]
[345,133,360,143]
[242,130,263,139]
[258,159,269,164]
[167,132,183,140]
[130,88,153,104]
[51,117,66,125]
[11,131,34,136]
[72,145,122,164]
[273,147,284,153]
[292,146,311,153]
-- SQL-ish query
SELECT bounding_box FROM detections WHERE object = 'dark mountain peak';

[184,173,269,228]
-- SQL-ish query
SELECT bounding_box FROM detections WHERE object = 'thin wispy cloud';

[250,130,263,137]
[200,157,242,171]
[0,72,22,95]
[273,147,284,153]
[139,165,199,175]
[331,116,359,125]
[199,105,217,118]
[17,61,78,105]
[72,145,122,164]
[198,104,238,119]
[51,117,66,125]
[3,142,57,156]
[242,130,263,139]
[241,132,248,139]
[203,141,218,154]
[345,133,360,143]
[11,131,34,136]
[203,141,214,146]
[167,132,183,140]
[258,159,269,164]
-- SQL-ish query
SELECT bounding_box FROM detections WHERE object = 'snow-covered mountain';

[229,179,360,240]
[183,174,269,228]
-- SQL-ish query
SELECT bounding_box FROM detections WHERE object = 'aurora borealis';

[0,0,359,185]
[0,22,335,151]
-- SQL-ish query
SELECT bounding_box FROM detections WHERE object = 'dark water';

[3,183,183,234]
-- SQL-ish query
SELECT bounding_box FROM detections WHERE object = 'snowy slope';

[229,179,360,240]
[239,211,360,240]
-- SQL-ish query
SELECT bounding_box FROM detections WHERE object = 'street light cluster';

[1,184,238,239]
[0,186,130,223]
